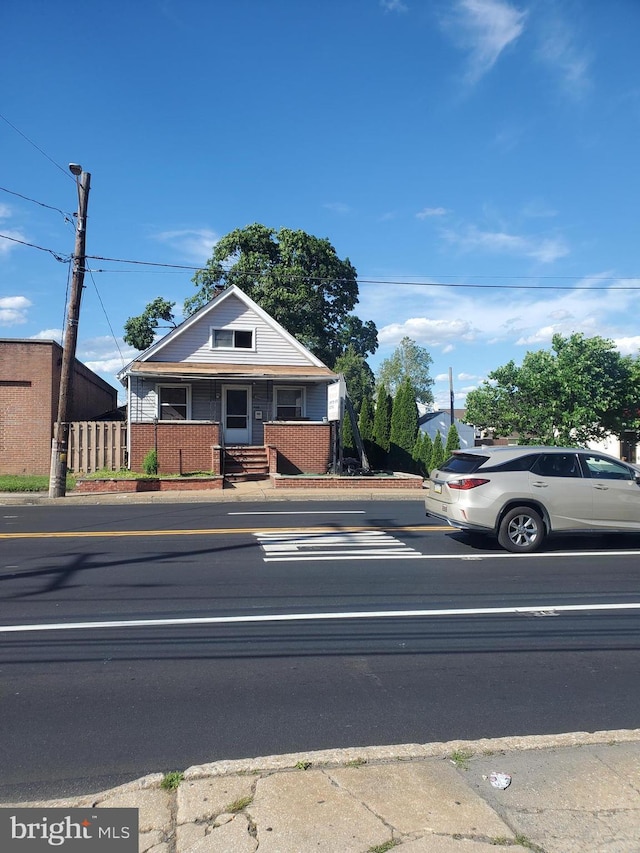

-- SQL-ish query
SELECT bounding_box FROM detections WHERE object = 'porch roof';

[127,361,337,382]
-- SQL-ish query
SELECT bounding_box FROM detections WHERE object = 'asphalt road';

[1,499,639,801]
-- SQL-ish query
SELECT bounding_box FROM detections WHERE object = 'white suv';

[424,445,640,553]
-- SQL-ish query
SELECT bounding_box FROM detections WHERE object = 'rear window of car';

[473,453,540,473]
[439,454,489,474]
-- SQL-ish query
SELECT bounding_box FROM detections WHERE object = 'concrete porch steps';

[224,445,270,482]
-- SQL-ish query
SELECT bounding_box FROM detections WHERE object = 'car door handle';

[532,481,548,488]
[594,484,609,490]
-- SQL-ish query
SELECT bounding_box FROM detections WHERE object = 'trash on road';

[488,772,512,789]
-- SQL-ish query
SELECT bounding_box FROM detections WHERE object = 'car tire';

[498,506,545,553]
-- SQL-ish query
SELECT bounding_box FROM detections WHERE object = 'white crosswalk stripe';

[254,529,424,561]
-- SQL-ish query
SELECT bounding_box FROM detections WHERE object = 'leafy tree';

[389,377,419,472]
[445,422,461,455]
[358,395,375,468]
[430,431,445,471]
[372,385,393,467]
[376,337,434,405]
[184,223,378,367]
[465,333,636,445]
[358,395,374,443]
[412,431,425,475]
[333,345,375,413]
[123,297,176,351]
[341,410,356,460]
[421,431,433,476]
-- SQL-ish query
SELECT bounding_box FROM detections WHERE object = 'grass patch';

[515,836,545,852]
[160,771,184,791]
[227,795,253,813]
[450,749,474,770]
[295,760,312,770]
[82,468,142,480]
[0,474,76,493]
[368,840,399,853]
[345,758,367,768]
[80,468,217,481]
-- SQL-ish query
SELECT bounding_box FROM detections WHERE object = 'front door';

[223,385,251,444]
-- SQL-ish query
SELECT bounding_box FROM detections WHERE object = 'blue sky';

[2,0,640,407]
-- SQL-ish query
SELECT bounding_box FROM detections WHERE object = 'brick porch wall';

[130,422,222,474]
[263,422,331,475]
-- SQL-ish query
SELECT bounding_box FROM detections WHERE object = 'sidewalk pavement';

[3,732,640,852]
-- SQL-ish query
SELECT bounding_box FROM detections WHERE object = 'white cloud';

[0,203,12,219]
[380,0,408,12]
[31,328,63,342]
[614,336,640,356]
[0,296,31,325]
[152,228,218,263]
[522,199,558,218]
[536,14,590,97]
[0,229,28,256]
[324,202,351,215]
[441,0,527,83]
[442,225,570,263]
[379,316,479,348]
[366,272,640,368]
[416,207,448,219]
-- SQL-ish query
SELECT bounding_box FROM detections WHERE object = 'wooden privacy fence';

[67,421,127,473]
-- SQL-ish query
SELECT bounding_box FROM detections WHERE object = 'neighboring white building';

[418,410,475,450]
[586,433,639,463]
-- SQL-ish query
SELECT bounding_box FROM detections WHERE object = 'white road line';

[2,602,640,634]
[254,529,424,561]
[255,530,389,539]
[263,552,424,561]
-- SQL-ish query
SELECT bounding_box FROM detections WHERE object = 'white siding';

[129,377,331,431]
[153,294,315,366]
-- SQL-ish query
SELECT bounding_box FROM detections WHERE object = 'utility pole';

[49,165,91,498]
[449,367,455,426]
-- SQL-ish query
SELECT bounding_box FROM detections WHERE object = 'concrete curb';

[17,729,640,805]
[0,487,426,505]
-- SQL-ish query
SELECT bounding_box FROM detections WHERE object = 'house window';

[211,328,254,350]
[158,385,190,420]
[274,387,305,419]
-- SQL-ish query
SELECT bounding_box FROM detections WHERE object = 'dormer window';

[211,328,255,350]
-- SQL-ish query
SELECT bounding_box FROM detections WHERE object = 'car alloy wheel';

[498,506,544,553]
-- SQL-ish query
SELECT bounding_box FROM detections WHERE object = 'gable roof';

[119,285,334,381]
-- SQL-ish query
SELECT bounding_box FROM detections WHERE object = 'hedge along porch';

[119,285,337,478]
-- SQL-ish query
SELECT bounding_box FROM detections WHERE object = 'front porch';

[128,420,333,481]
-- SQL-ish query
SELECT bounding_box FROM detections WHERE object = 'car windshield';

[439,454,488,474]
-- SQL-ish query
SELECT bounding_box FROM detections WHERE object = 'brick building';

[0,339,118,475]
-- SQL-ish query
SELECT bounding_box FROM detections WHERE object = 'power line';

[0,232,69,262]
[4,232,640,291]
[87,254,198,270]
[0,185,74,220]
[86,268,127,370]
[0,112,74,180]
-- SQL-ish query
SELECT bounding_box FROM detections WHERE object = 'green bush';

[142,449,158,476]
